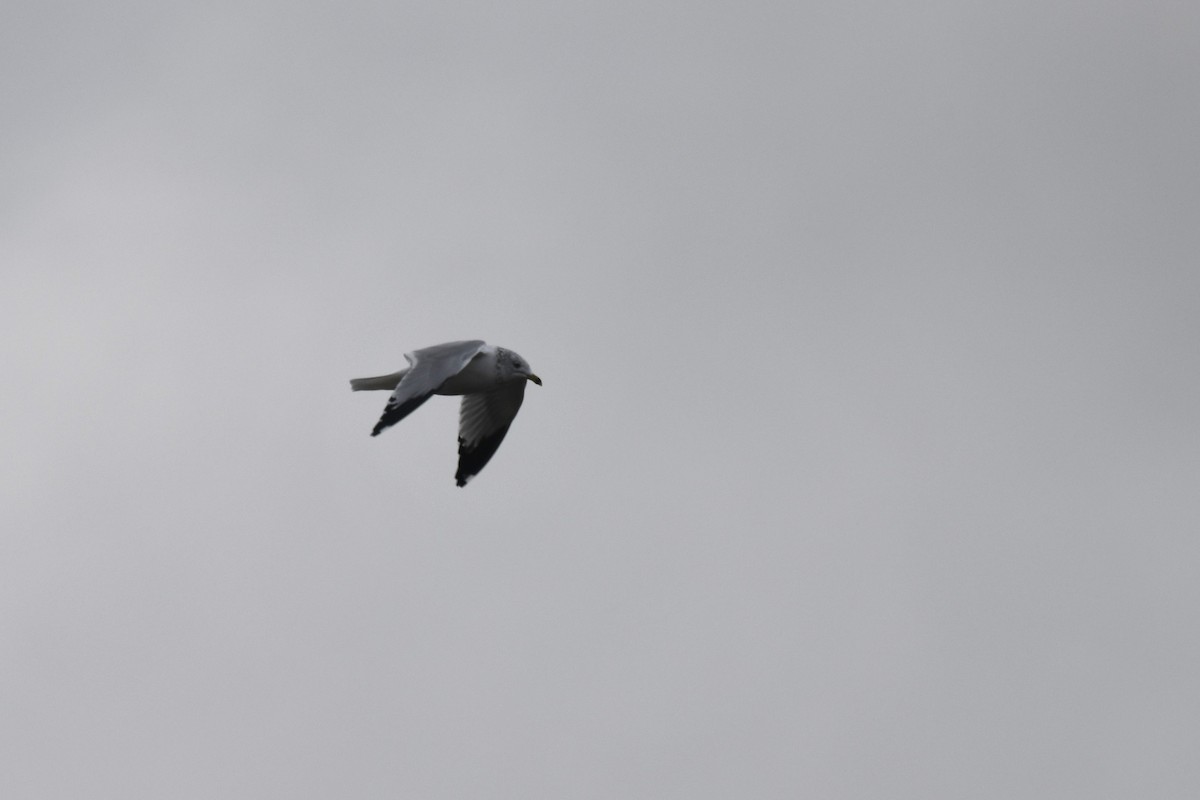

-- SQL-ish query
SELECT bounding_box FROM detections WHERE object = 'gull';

[351,340,541,486]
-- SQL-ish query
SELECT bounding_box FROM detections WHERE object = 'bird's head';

[501,349,542,386]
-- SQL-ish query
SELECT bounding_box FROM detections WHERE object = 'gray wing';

[370,340,487,437]
[455,381,527,486]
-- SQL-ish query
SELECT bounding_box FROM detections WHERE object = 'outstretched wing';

[455,381,527,486]
[371,340,487,437]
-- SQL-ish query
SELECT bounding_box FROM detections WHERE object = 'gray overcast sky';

[2,2,1198,798]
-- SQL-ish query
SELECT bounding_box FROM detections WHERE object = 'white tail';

[349,369,408,391]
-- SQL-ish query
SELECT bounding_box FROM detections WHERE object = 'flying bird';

[351,340,541,486]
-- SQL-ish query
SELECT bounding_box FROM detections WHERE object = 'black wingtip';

[369,394,432,439]
[454,426,513,488]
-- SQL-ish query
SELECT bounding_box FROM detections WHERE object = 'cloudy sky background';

[3,2,1198,797]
